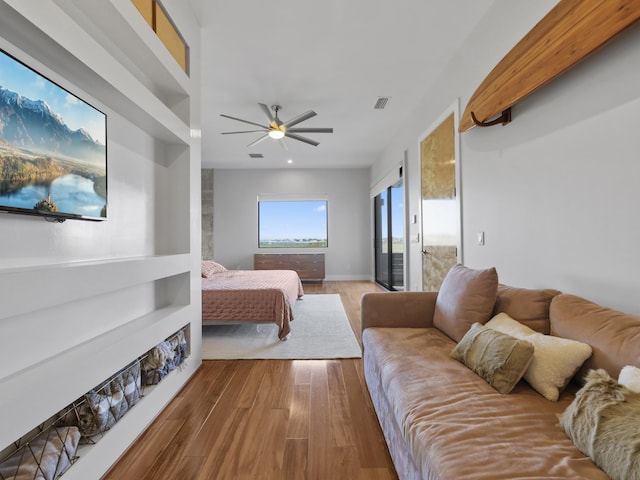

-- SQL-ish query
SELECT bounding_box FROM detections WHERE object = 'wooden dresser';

[254,253,325,282]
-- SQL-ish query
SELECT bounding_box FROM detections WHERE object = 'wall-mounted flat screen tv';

[0,47,107,222]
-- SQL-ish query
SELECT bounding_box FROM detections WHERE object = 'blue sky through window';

[259,200,328,247]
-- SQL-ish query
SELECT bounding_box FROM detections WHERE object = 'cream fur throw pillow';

[619,365,640,393]
[559,369,640,480]
[486,313,592,401]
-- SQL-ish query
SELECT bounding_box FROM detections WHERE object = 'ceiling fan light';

[268,129,285,139]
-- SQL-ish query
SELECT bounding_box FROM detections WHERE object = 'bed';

[201,261,304,340]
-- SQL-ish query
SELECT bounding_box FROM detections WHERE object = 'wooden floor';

[103,281,398,480]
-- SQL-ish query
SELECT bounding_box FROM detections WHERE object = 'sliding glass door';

[374,179,404,291]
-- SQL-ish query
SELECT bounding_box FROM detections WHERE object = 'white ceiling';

[189,0,495,169]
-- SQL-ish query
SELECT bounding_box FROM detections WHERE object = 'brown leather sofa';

[361,284,640,480]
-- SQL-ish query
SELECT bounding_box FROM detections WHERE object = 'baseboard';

[324,274,374,282]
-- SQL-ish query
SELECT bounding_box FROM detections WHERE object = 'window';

[258,195,328,248]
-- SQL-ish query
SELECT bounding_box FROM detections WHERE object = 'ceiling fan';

[220,103,333,150]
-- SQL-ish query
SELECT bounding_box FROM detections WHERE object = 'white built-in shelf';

[0,307,191,449]
[63,363,194,480]
[0,0,199,475]
[53,0,191,117]
[0,0,191,146]
[108,0,192,97]
[0,254,190,322]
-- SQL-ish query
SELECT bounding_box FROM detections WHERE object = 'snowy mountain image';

[0,86,105,164]
[0,85,107,217]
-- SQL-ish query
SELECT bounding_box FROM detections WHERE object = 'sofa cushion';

[493,284,561,334]
[433,264,498,342]
[363,327,609,479]
[487,313,593,401]
[559,369,640,480]
[451,322,534,394]
[550,294,640,382]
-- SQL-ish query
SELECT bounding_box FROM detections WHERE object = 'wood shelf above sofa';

[254,253,325,282]
[459,0,640,132]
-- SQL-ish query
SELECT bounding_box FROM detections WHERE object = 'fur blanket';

[559,369,640,480]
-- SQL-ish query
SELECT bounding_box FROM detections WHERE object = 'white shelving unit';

[0,1,201,477]
[0,255,190,321]
[0,1,190,146]
[1,304,190,445]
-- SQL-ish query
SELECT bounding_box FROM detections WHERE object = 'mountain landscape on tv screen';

[0,86,105,162]
[0,86,106,216]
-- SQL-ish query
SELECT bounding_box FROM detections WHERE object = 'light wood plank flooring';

[103,281,398,480]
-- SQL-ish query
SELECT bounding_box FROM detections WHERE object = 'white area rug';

[201,294,362,359]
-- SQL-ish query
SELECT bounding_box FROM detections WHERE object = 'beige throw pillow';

[486,312,592,401]
[559,369,640,480]
[434,264,498,342]
[486,312,536,337]
[451,322,534,394]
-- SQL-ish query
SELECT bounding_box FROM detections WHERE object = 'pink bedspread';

[201,269,304,339]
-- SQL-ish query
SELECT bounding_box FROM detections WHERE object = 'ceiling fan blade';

[286,127,333,133]
[220,114,268,129]
[279,138,288,151]
[283,110,317,128]
[285,132,319,147]
[259,103,275,123]
[247,133,270,147]
[221,130,267,135]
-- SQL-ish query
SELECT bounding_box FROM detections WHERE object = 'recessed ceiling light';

[287,159,293,164]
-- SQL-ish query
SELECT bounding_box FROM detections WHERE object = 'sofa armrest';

[361,291,438,333]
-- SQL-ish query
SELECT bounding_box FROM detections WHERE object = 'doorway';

[374,177,404,291]
[420,110,460,291]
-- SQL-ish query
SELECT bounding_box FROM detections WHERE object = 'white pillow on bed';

[202,261,227,277]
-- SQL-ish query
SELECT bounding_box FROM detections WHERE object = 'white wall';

[212,168,371,280]
[373,0,640,315]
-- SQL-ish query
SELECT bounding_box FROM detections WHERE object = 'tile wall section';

[201,169,214,260]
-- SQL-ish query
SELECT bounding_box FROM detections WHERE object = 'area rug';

[201,294,362,359]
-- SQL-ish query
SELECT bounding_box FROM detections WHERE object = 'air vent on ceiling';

[374,96,390,109]
[249,153,264,159]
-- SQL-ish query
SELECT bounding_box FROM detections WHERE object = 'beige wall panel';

[422,245,457,291]
[155,3,188,73]
[421,112,458,291]
[421,114,455,200]
[131,0,153,27]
